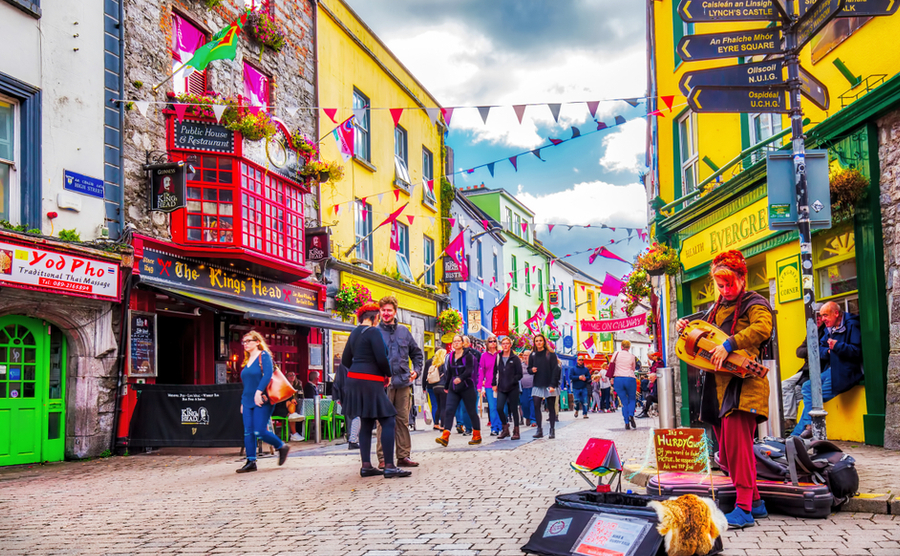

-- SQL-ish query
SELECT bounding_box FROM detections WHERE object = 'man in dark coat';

[791,301,863,437]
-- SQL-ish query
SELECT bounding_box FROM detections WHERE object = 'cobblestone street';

[3,410,900,556]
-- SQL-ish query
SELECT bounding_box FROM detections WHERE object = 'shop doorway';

[156,315,197,384]
[0,316,67,466]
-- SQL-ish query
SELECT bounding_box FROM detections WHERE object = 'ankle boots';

[468,430,482,445]
[498,424,510,439]
[436,430,451,446]
[511,426,520,440]
[548,424,556,439]
[533,426,544,439]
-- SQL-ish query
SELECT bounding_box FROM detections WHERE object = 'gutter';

[117,0,125,236]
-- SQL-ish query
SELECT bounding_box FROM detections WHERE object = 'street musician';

[675,249,773,529]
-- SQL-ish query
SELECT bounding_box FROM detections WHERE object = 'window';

[240,163,304,263]
[587,291,595,314]
[424,236,435,286]
[171,15,207,95]
[0,97,18,223]
[352,89,370,162]
[513,306,519,328]
[749,113,783,163]
[186,156,234,244]
[476,240,483,279]
[243,62,270,112]
[525,263,531,296]
[678,112,699,201]
[538,268,543,300]
[422,148,435,207]
[511,255,518,290]
[569,286,574,312]
[492,251,498,285]
[515,214,522,238]
[354,199,373,266]
[814,228,857,300]
[505,208,513,232]
[394,126,410,189]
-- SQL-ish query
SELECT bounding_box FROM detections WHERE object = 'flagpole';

[152,60,191,92]
[415,226,470,282]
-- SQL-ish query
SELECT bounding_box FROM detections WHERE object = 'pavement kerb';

[622,464,894,514]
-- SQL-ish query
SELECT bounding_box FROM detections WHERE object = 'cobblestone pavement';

[2,409,900,555]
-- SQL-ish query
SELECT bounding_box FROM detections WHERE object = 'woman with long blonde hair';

[423,348,447,430]
[237,330,289,473]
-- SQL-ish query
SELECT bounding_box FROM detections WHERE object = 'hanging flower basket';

[620,269,651,316]
[334,283,371,322]
[634,243,680,277]
[830,168,868,222]
[436,308,463,335]
[246,11,286,54]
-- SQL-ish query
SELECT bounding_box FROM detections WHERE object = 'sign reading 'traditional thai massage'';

[654,428,708,474]
[0,240,120,301]
[580,313,646,333]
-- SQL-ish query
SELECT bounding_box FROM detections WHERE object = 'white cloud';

[599,119,647,173]
[515,181,647,228]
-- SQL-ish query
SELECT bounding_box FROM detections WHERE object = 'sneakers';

[288,412,302,420]
[289,433,304,441]
[277,444,290,466]
[751,500,768,519]
[574,409,579,418]
[347,442,359,450]
[725,506,755,529]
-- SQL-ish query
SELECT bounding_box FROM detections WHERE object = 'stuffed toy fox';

[648,494,727,556]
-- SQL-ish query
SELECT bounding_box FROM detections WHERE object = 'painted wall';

[574,277,607,355]
[0,6,41,87]
[317,0,444,288]
[550,262,577,355]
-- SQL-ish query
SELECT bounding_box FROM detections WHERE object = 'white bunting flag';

[212,104,228,124]
[425,107,441,127]
[133,101,150,117]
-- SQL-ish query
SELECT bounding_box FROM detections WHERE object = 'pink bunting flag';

[448,218,456,228]
[390,108,403,127]
[587,101,600,118]
[360,197,367,205]
[661,95,675,112]
[513,104,527,124]
[407,215,415,225]
[549,138,563,146]
[323,108,338,123]
[466,168,475,174]
[648,109,665,117]
[248,106,261,116]
[173,103,188,122]
[548,224,554,233]
[588,246,630,265]
[509,156,518,171]
[600,274,625,297]
[394,190,401,202]
[427,180,434,193]
[441,107,454,126]
[481,219,490,230]
[522,222,528,234]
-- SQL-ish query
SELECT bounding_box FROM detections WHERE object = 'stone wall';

[878,109,900,449]
[0,291,119,459]
[122,0,318,237]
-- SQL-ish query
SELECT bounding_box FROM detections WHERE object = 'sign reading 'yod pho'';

[147,163,187,213]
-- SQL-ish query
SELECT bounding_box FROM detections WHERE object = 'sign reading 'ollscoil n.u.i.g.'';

[0,240,120,301]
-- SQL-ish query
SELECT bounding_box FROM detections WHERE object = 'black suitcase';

[646,472,834,519]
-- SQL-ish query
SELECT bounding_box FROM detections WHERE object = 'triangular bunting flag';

[571,126,581,138]
[134,101,150,117]
[323,108,338,124]
[585,224,591,228]
[549,138,563,146]
[248,106,261,116]
[466,168,475,174]
[334,204,340,215]
[361,209,368,220]
[407,215,415,225]
[587,101,600,118]
[532,149,543,160]
[624,98,641,107]
[661,95,675,112]
[513,104,527,124]
[648,109,665,117]
[522,223,528,234]
[286,106,299,117]
[548,224,555,233]
[390,108,403,127]
[377,193,385,204]
[509,156,518,171]
[352,107,367,123]
[597,121,608,130]
[425,107,441,126]
[173,103,188,122]
[481,219,490,230]
[212,104,227,123]
[487,162,495,177]
[360,197,367,206]
[548,103,561,122]
[448,218,456,228]
[441,107,454,126]
[614,115,626,125]
[394,190,401,202]
[427,180,434,193]
[477,106,491,124]
[429,217,435,226]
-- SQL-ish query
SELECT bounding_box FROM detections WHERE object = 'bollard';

[314,395,321,444]
[656,366,676,429]
[759,359,782,439]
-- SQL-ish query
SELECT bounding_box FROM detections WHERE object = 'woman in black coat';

[435,334,483,447]
[527,334,561,439]
[493,336,523,440]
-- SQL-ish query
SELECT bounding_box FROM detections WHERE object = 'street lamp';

[469,226,503,244]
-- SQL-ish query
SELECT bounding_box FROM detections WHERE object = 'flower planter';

[319,171,330,183]
[645,267,667,276]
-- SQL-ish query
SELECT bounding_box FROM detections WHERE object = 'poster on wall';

[128,311,157,378]
[331,332,349,376]
[776,255,802,304]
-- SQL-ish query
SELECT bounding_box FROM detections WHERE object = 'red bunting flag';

[549,138,563,145]
[394,190,401,202]
[407,215,415,224]
[513,104,527,124]
[377,202,408,229]
[661,95,675,112]
[481,219,490,230]
[333,205,340,215]
[648,109,665,117]
[390,108,403,127]
[441,107,454,126]
[390,220,401,252]
[173,103,188,122]
[427,180,434,193]
[323,108,338,123]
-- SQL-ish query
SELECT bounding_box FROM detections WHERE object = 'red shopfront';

[118,116,355,448]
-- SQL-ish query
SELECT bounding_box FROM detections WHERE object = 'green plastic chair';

[319,399,335,441]
[299,399,316,441]
[271,416,289,442]
[333,401,346,439]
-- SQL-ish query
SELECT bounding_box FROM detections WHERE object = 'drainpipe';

[312,0,321,227]
[117,0,126,236]
[111,272,134,454]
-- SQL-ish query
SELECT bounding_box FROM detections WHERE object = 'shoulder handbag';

[265,354,297,404]
[605,352,618,379]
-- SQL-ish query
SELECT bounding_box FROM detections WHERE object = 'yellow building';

[317,0,447,368]
[647,1,900,444]
[573,275,612,357]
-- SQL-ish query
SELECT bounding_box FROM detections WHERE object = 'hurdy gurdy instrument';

[675,320,768,379]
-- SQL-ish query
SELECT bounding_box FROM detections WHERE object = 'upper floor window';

[394,125,410,190]
[244,0,270,10]
[749,113,783,164]
[538,268,543,300]
[515,214,522,238]
[422,147,435,207]
[355,199,373,267]
[505,208,513,232]
[396,222,412,281]
[511,254,518,290]
[492,250,498,285]
[525,263,531,296]
[423,235,435,286]
[243,62,270,112]
[171,14,207,95]
[587,291,595,314]
[476,240,483,279]
[678,112,699,201]
[353,89,370,162]
[0,97,18,224]
[569,286,574,313]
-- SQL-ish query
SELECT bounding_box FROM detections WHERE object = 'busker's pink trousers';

[714,410,760,511]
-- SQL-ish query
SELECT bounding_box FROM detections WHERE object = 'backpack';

[743,436,859,507]
[427,362,442,385]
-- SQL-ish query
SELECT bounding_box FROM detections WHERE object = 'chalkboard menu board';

[172,120,234,154]
[128,311,157,377]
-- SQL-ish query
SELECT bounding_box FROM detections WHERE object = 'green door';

[0,316,66,466]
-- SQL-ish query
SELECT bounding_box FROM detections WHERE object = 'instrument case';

[646,472,833,519]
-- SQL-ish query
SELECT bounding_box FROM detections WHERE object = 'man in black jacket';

[376,296,424,467]
[571,355,591,419]
[782,311,825,430]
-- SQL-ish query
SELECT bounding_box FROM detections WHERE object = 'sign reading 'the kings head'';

[148,163,186,213]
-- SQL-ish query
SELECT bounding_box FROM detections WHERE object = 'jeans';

[572,388,590,413]
[782,373,806,421]
[600,388,611,411]
[242,403,284,461]
[613,377,637,424]
[484,388,501,433]
[520,387,534,424]
[792,368,834,436]
[445,387,481,431]
[426,387,440,425]
[455,401,473,431]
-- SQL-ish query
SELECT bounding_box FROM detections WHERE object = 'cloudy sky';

[344,0,650,281]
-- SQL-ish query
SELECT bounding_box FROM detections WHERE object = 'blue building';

[448,193,505,340]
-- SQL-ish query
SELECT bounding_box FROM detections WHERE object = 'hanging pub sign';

[147,162,187,213]
[128,311,157,378]
[305,227,330,261]
[139,248,319,310]
[548,290,559,305]
[172,120,235,154]
[442,256,467,282]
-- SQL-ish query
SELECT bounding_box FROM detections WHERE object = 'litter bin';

[656,366,676,429]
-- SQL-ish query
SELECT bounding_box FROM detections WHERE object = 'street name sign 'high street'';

[677,28,783,61]
[679,59,785,96]
[687,86,789,113]
[677,0,782,22]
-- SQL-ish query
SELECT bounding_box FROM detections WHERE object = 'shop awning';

[142,282,356,332]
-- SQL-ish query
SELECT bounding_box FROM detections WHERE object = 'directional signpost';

[679,59,785,96]
[677,28,782,61]
[836,0,899,16]
[799,66,830,110]
[688,86,788,113]
[795,0,845,49]
[677,0,782,21]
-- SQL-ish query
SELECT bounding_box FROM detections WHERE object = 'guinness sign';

[147,162,187,213]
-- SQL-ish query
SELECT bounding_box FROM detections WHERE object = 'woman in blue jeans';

[609,340,639,430]
[237,330,290,473]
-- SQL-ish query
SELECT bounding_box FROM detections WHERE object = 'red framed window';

[185,156,235,244]
[171,14,208,95]
[240,163,304,264]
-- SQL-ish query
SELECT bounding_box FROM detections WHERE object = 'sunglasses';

[488,340,497,343]
[242,339,258,344]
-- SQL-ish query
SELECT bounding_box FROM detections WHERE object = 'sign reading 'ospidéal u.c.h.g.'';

[679,198,776,271]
